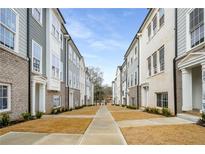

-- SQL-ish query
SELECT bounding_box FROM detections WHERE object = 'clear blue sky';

[60,8,148,86]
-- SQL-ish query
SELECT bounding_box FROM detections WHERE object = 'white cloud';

[66,19,93,39]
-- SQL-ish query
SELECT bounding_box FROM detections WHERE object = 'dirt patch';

[61,106,100,115]
[121,124,205,145]
[112,111,163,121]
[0,118,92,136]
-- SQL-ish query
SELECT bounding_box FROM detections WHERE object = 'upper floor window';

[157,92,168,108]
[131,74,133,86]
[153,15,157,35]
[52,54,60,79]
[147,56,151,76]
[0,83,11,112]
[153,52,157,74]
[131,57,133,65]
[51,14,60,40]
[159,8,165,27]
[147,24,151,40]
[32,40,42,73]
[32,8,42,25]
[60,33,63,49]
[0,8,16,50]
[159,45,165,71]
[190,8,204,48]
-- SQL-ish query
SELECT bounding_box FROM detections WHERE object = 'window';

[153,15,157,34]
[60,33,63,49]
[32,40,42,73]
[53,95,61,108]
[159,45,165,71]
[147,56,151,76]
[157,93,168,108]
[69,45,72,60]
[131,57,133,65]
[147,24,151,40]
[51,14,60,40]
[60,61,63,81]
[0,8,16,50]
[69,71,72,87]
[32,8,42,25]
[153,52,157,74]
[190,8,204,48]
[159,8,165,27]
[0,83,11,112]
[134,46,138,59]
[52,54,60,79]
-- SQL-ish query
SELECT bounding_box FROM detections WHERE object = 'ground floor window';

[156,92,168,108]
[0,83,11,112]
[53,95,61,108]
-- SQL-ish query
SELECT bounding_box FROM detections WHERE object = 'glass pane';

[0,98,2,109]
[3,86,7,97]
[0,85,2,97]
[3,98,7,109]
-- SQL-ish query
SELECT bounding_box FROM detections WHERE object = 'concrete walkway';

[79,105,127,145]
[117,117,194,128]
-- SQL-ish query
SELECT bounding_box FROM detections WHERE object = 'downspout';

[66,37,71,109]
[27,8,31,113]
[137,37,140,109]
[173,8,178,115]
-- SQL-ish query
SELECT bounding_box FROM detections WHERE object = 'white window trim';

[0,83,11,113]
[0,8,19,53]
[32,8,43,26]
[186,8,205,51]
[53,95,61,108]
[32,40,42,74]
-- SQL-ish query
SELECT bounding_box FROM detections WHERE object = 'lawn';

[121,124,205,144]
[0,117,92,136]
[111,111,164,121]
[61,106,100,115]
[107,104,129,112]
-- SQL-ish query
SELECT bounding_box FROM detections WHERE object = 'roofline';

[68,37,82,58]
[123,8,153,59]
[57,8,66,24]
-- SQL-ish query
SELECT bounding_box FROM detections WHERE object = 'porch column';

[201,64,205,112]
[39,83,46,113]
[182,68,192,111]
[31,80,36,116]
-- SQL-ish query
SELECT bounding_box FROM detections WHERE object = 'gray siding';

[14,8,27,57]
[177,8,190,56]
[28,8,47,75]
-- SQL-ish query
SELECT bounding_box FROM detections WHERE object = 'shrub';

[115,104,120,106]
[143,107,150,112]
[36,112,43,119]
[202,112,205,122]
[51,108,58,114]
[0,113,10,126]
[121,104,126,107]
[21,112,32,120]
[127,105,137,109]
[162,108,171,117]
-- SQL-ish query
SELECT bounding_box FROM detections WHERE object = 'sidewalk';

[79,105,127,145]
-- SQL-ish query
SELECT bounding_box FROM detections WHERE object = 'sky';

[60,8,148,86]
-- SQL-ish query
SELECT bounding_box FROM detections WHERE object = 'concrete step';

[177,113,200,123]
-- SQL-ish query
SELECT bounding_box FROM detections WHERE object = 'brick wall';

[0,48,29,120]
[46,82,69,113]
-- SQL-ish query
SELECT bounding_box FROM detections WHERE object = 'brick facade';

[0,48,29,120]
[46,82,69,113]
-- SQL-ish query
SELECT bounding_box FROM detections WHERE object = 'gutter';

[66,36,71,109]
[27,8,31,113]
[137,37,140,109]
[173,8,178,115]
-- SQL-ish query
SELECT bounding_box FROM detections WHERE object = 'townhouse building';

[80,57,86,106]
[115,66,122,105]
[68,38,81,109]
[0,8,94,120]
[176,8,205,113]
[139,8,175,113]
[124,37,139,107]
[28,8,47,115]
[0,8,29,120]
[85,68,94,105]
[121,61,127,105]
[112,78,117,104]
